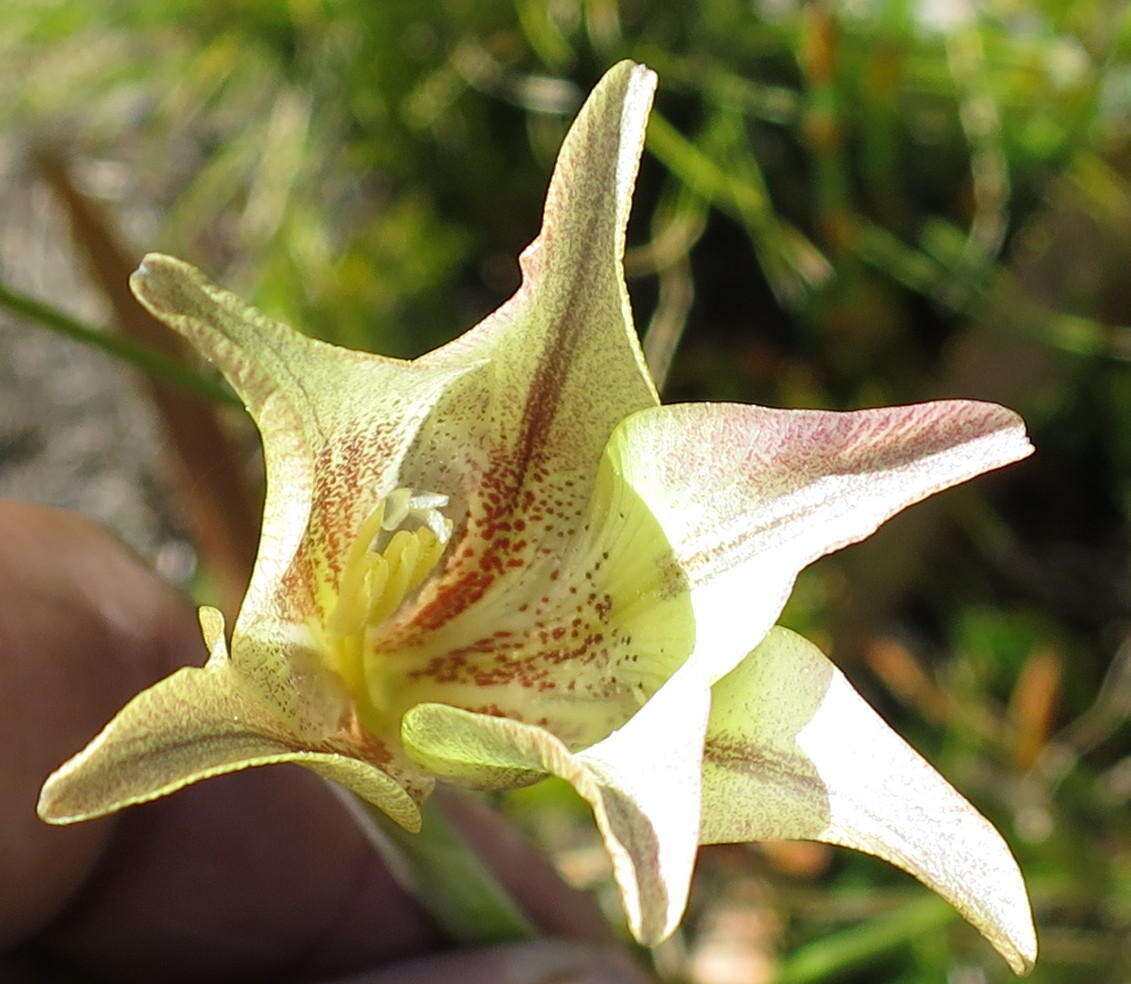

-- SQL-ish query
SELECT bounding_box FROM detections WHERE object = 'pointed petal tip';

[625,60,658,97]
[626,904,680,948]
[403,700,702,949]
[962,858,1036,974]
[984,400,1035,463]
[36,774,75,826]
[128,253,206,319]
[36,758,134,826]
[612,59,658,133]
[197,604,229,664]
[990,890,1038,976]
[1009,939,1039,977]
[604,58,656,90]
[130,251,192,290]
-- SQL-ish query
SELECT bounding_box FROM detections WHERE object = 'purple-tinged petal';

[604,399,1032,684]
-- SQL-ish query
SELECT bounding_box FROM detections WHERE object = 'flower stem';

[329,784,538,944]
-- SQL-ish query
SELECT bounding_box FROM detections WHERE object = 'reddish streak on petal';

[390,239,604,644]
[274,434,387,622]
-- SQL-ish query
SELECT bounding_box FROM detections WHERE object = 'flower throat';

[323,487,452,701]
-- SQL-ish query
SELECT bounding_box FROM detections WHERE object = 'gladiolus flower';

[40,61,1036,973]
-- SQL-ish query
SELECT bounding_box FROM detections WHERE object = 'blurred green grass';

[3,0,1129,980]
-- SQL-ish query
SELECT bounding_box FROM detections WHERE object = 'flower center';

[322,487,452,708]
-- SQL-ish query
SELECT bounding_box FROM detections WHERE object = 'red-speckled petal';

[375,439,696,750]
[379,396,1030,751]
[385,62,660,650]
[130,255,475,706]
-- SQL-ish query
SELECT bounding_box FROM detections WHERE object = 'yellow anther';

[326,485,451,690]
[384,528,416,567]
[365,552,389,601]
[327,498,387,637]
[368,531,413,625]
[407,528,441,593]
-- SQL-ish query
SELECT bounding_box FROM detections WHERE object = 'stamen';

[407,528,444,592]
[326,499,386,637]
[327,486,451,643]
[370,530,419,626]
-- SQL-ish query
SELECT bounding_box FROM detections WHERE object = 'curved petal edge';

[701,626,1037,974]
[401,683,709,946]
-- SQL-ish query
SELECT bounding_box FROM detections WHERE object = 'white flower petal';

[702,627,1037,974]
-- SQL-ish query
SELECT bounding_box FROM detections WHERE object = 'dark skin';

[0,500,649,983]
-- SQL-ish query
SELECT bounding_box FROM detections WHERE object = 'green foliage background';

[3,0,1129,980]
